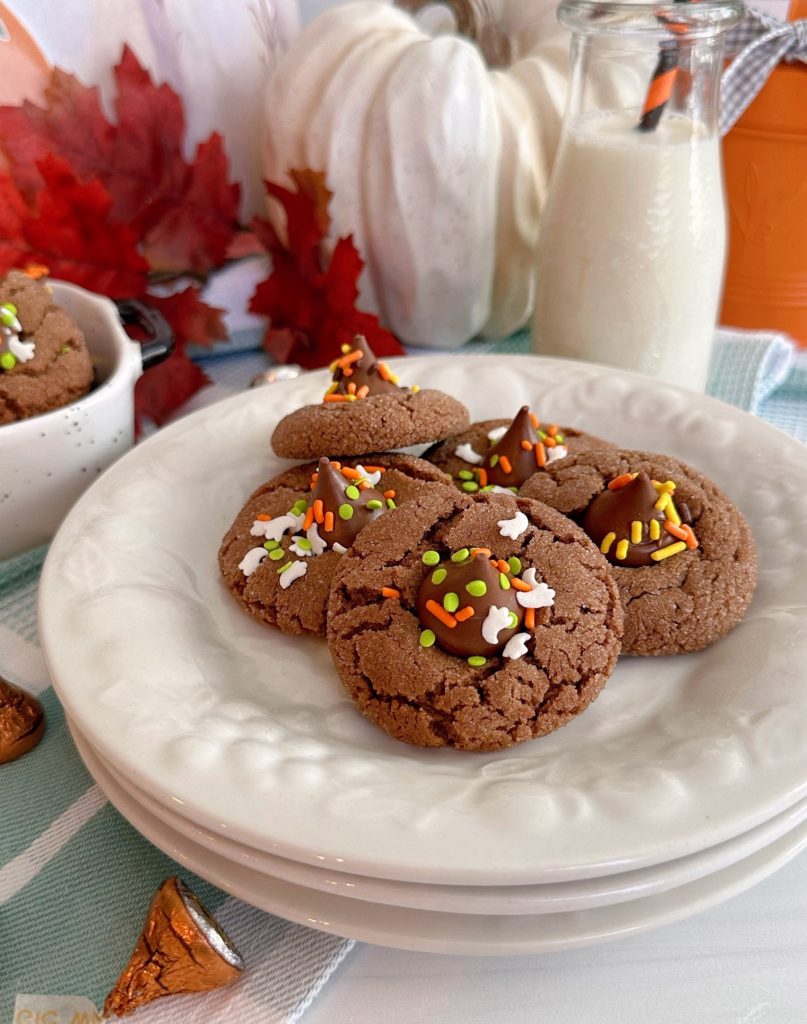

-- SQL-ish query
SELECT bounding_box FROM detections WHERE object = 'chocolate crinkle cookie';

[271,335,469,459]
[519,449,757,657]
[219,453,452,637]
[0,270,93,424]
[327,489,623,752]
[424,405,614,493]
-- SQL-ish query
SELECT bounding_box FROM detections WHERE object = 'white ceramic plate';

[72,722,807,956]
[82,718,807,916]
[40,355,807,885]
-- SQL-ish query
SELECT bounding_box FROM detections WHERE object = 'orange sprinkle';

[324,511,334,533]
[23,263,49,280]
[256,514,272,522]
[529,413,539,429]
[510,577,532,593]
[348,382,357,395]
[381,586,400,599]
[303,508,314,531]
[377,362,394,382]
[608,473,635,491]
[476,468,488,487]
[363,465,385,473]
[324,394,349,403]
[342,366,353,378]
[310,482,316,490]
[341,467,362,479]
[384,490,396,499]
[357,385,369,399]
[682,525,699,550]
[426,599,457,629]
[535,443,547,468]
[337,349,363,369]
[499,456,513,475]
[663,521,689,542]
[525,608,536,630]
[547,424,559,437]
[359,481,371,490]
[544,436,557,448]
[496,559,511,574]
[330,462,341,470]
[313,499,324,524]
[520,440,533,451]
[455,606,475,622]
[471,547,492,557]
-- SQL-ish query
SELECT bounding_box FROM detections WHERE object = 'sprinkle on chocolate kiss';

[104,877,244,1018]
[417,552,523,657]
[0,676,44,765]
[308,458,386,549]
[483,406,540,487]
[329,335,401,397]
[582,471,675,567]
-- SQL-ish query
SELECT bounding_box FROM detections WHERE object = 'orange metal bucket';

[720,0,807,345]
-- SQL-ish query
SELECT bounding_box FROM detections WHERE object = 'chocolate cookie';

[0,270,93,424]
[519,450,757,656]
[219,454,452,636]
[425,405,614,493]
[271,335,469,459]
[327,489,623,751]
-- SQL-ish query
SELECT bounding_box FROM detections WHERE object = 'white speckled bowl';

[0,281,168,561]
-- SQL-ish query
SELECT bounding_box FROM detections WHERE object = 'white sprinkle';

[8,336,35,363]
[487,425,507,443]
[497,510,529,540]
[250,512,303,542]
[279,560,307,589]
[503,633,530,660]
[546,445,568,464]
[289,535,314,557]
[486,485,515,495]
[332,542,348,554]
[239,547,267,577]
[355,465,382,486]
[516,568,556,609]
[454,443,483,466]
[482,606,515,645]
[306,522,327,555]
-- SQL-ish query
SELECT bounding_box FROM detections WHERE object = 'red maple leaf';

[0,47,240,274]
[250,170,403,368]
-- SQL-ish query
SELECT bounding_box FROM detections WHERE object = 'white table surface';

[304,852,807,1024]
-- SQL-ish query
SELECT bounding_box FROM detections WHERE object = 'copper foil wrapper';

[0,676,45,764]
[104,877,244,1018]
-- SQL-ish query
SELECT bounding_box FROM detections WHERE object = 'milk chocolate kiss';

[331,335,401,397]
[582,472,675,567]
[309,458,386,549]
[483,406,540,487]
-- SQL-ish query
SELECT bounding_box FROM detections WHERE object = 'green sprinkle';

[58,344,71,355]
[467,656,486,667]
[466,580,487,597]
[507,487,518,493]
[277,560,293,574]
[508,556,522,575]
[387,499,397,509]
[3,302,16,314]
[291,499,308,515]
[443,592,460,613]
[508,611,519,629]
[457,470,474,481]
[499,572,511,590]
[538,429,547,440]
[556,433,565,443]
[431,567,447,585]
[0,353,16,371]
[419,629,436,648]
[269,548,285,561]
[345,485,360,500]
[366,499,383,510]
[480,485,495,492]
[422,550,440,566]
[461,481,479,492]
[490,454,500,467]
[296,537,312,551]
[338,503,354,520]
[263,540,279,551]
[451,548,470,563]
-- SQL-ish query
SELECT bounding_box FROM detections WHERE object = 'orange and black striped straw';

[638,0,692,132]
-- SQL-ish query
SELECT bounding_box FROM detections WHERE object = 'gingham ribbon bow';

[721,8,807,135]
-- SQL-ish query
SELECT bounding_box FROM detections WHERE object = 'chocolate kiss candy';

[104,877,244,1018]
[582,472,675,567]
[309,458,386,549]
[417,551,523,658]
[0,676,45,764]
[330,335,401,397]
[483,406,540,487]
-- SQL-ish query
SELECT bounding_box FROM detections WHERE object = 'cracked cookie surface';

[520,450,758,656]
[327,490,623,751]
[219,454,452,637]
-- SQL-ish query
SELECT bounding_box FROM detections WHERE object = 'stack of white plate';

[40,356,807,956]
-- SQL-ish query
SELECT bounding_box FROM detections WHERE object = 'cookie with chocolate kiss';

[327,489,623,751]
[219,453,452,636]
[424,405,614,492]
[520,449,757,656]
[271,335,469,460]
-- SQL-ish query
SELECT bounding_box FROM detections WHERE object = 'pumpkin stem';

[397,0,513,68]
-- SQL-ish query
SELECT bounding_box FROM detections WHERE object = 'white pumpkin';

[263,0,573,347]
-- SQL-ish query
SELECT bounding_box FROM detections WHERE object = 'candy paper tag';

[13,994,102,1024]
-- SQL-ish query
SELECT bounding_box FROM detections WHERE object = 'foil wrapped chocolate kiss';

[104,877,244,1018]
[0,676,44,764]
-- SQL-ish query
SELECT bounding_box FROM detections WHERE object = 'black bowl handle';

[115,299,175,369]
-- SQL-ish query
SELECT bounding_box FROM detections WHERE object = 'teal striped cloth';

[2,325,805,1020]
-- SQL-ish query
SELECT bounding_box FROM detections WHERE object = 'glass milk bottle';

[532,0,743,391]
